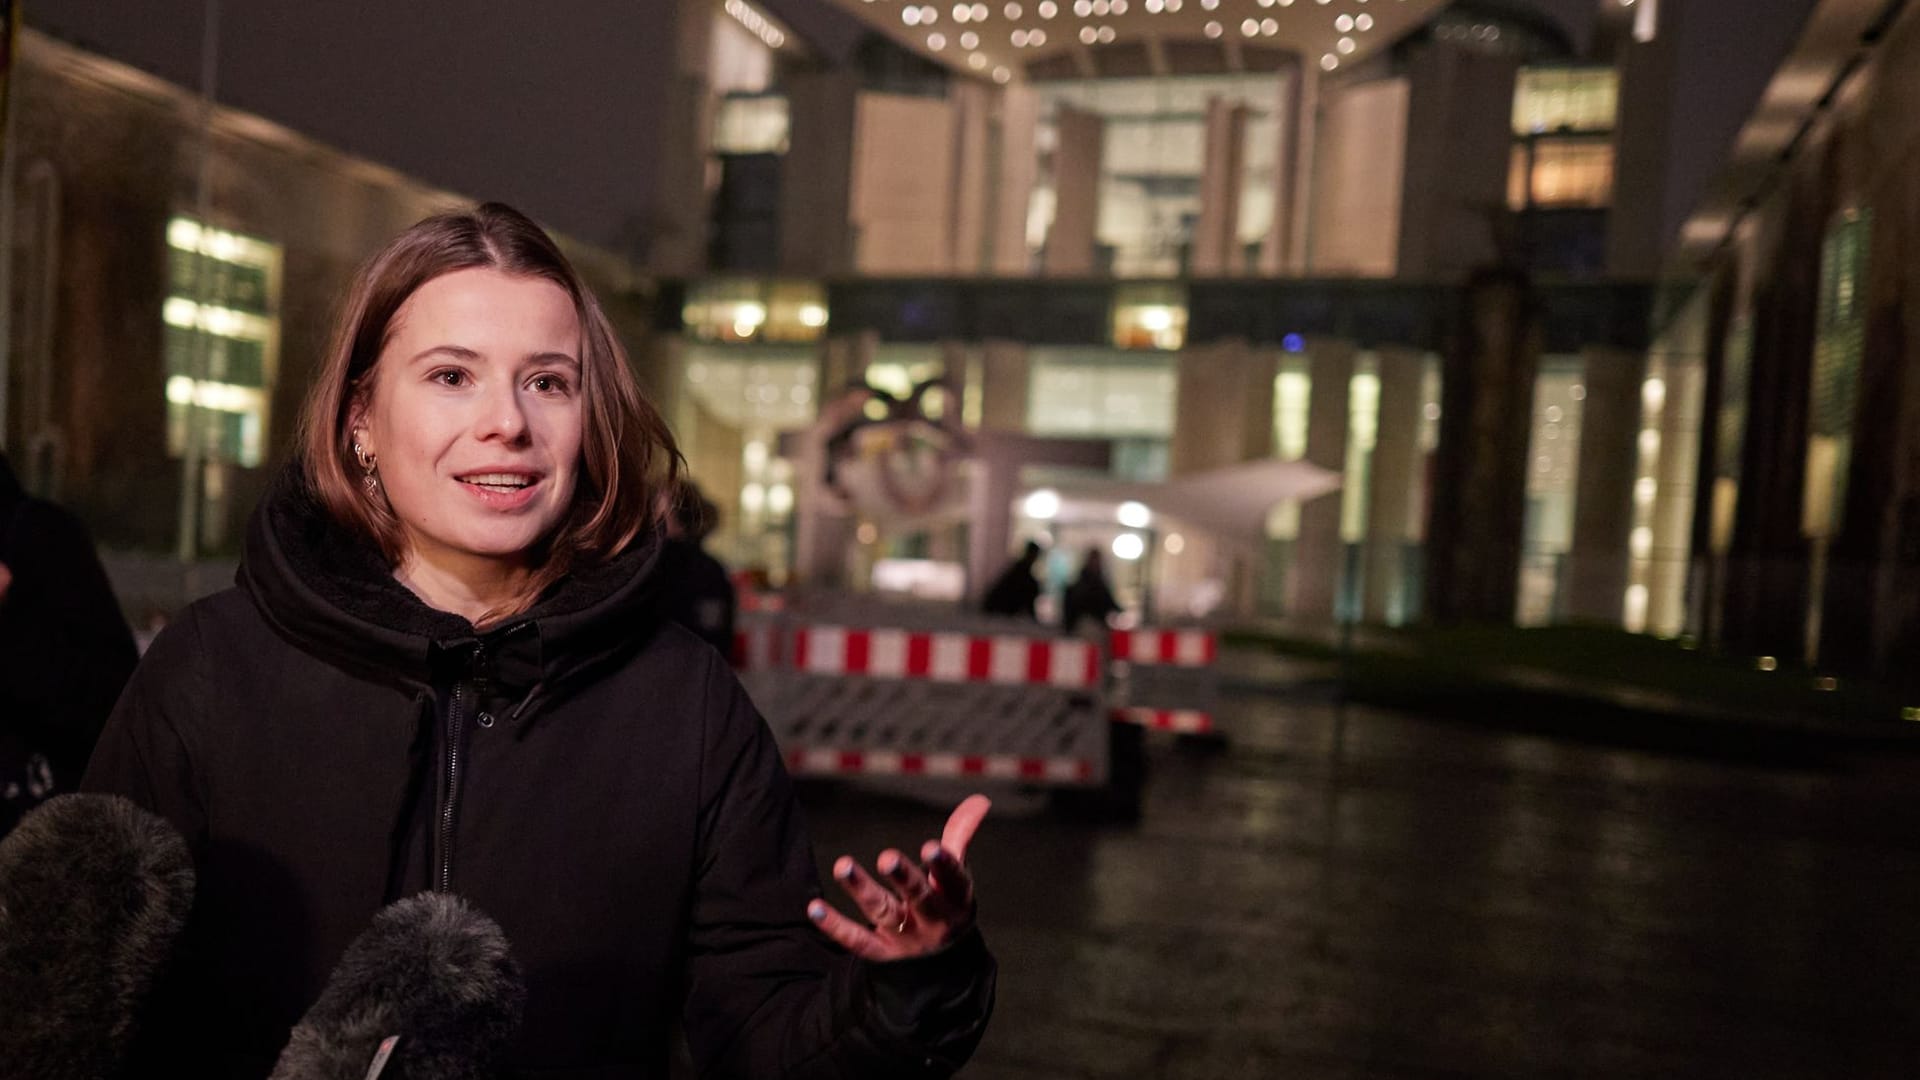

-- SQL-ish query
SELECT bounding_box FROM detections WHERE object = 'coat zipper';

[438,678,471,892]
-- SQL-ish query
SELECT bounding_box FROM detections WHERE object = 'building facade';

[11,0,1843,648]
[1658,0,1920,688]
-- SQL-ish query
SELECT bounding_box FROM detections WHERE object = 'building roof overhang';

[1676,0,1896,271]
[823,0,1451,82]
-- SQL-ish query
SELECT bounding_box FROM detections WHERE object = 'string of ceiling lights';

[876,0,1408,79]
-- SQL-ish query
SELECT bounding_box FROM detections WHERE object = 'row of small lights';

[724,0,786,49]
[893,0,1403,78]
[902,0,1391,28]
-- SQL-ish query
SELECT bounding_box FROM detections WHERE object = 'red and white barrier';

[1111,707,1214,734]
[786,748,1095,783]
[733,622,784,671]
[1110,628,1217,667]
[790,626,1101,688]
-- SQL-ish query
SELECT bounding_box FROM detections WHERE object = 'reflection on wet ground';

[799,683,1920,1078]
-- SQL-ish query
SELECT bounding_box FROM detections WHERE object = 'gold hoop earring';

[353,443,379,496]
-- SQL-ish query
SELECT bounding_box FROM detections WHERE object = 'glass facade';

[1026,347,1177,443]
[1516,358,1585,627]
[680,344,819,574]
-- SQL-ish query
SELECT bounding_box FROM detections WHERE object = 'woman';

[83,204,994,1077]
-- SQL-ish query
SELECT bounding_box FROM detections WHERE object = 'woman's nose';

[474,385,530,442]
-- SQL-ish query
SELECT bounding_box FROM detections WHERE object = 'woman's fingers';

[832,855,904,930]
[877,848,932,916]
[920,840,975,913]
[941,794,992,863]
[807,899,889,960]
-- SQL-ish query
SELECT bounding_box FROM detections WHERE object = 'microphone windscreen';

[0,793,196,1080]
[270,892,526,1080]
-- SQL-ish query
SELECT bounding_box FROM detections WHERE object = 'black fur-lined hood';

[236,461,666,698]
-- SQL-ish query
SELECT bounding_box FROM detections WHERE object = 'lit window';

[683,279,828,343]
[712,94,790,154]
[1509,138,1615,210]
[1110,284,1188,350]
[1512,67,1619,135]
[164,218,281,468]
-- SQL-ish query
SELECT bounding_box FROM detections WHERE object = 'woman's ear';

[346,385,374,459]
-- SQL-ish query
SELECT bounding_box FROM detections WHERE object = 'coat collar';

[238,462,665,697]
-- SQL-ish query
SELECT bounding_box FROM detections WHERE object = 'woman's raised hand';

[807,794,991,961]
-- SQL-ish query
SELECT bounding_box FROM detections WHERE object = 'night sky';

[29,0,1813,257]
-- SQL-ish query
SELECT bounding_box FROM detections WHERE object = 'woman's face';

[355,267,585,571]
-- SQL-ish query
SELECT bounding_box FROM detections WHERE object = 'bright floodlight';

[1117,501,1151,528]
[1112,533,1146,561]
[1024,488,1062,520]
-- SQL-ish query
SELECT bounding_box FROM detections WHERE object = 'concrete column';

[1258,65,1298,277]
[991,84,1041,275]
[1396,45,1519,281]
[1563,346,1646,625]
[1284,61,1320,276]
[1170,340,1277,475]
[1191,99,1248,276]
[1287,342,1355,619]
[950,81,993,274]
[1424,270,1541,624]
[645,0,717,275]
[779,70,860,276]
[977,341,1030,433]
[1363,348,1425,624]
[1045,106,1104,276]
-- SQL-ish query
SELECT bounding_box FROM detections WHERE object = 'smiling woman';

[82,204,997,1079]
[299,204,671,623]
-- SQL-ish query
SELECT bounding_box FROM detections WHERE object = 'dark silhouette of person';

[1061,547,1122,635]
[981,540,1043,619]
[657,480,737,659]
[0,452,138,834]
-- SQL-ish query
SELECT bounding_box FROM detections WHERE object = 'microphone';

[0,793,196,1080]
[270,892,527,1080]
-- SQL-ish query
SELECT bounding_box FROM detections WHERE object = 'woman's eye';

[433,369,467,387]
[530,374,570,394]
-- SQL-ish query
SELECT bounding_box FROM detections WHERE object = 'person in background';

[0,452,139,836]
[1061,546,1122,634]
[83,204,995,1077]
[658,479,736,658]
[980,539,1043,620]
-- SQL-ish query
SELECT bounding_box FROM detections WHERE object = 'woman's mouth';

[456,472,542,499]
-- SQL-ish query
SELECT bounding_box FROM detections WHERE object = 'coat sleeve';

[681,655,996,1079]
[79,615,209,859]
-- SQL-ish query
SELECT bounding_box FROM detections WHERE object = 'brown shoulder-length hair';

[297,202,680,614]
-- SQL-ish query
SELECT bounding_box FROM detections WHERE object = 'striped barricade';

[1108,627,1221,735]
[732,608,1107,789]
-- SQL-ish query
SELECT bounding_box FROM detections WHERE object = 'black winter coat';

[82,470,993,1078]
[0,453,138,834]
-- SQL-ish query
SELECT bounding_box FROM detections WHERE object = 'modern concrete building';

[1654,0,1920,688]
[5,0,1846,643]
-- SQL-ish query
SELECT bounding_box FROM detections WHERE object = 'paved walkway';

[800,683,1920,1077]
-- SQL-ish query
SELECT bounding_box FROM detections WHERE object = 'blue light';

[1282,333,1306,353]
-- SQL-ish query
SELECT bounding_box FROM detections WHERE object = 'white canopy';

[1035,458,1343,541]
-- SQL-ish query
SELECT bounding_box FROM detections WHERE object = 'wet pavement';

[798,682,1920,1078]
